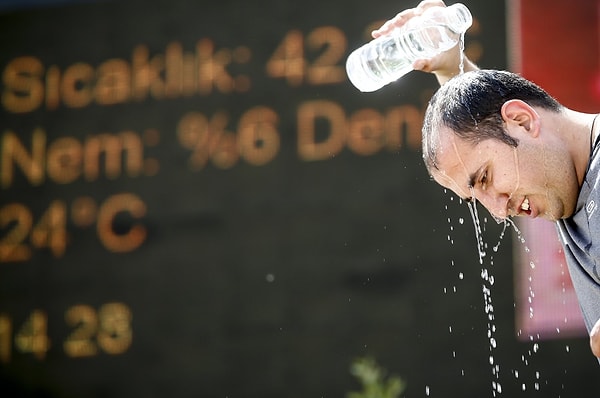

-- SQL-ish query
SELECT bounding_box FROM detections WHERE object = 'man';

[372,0,600,358]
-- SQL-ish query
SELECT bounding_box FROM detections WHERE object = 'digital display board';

[1,0,599,397]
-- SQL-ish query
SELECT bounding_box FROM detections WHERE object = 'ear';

[500,99,541,137]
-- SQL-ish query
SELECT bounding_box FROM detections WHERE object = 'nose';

[474,188,509,220]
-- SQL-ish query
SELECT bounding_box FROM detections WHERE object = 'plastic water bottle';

[346,3,472,92]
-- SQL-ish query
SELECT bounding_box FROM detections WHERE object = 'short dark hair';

[422,69,562,172]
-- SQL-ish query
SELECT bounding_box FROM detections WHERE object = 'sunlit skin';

[591,318,600,358]
[430,100,593,222]
[375,0,600,358]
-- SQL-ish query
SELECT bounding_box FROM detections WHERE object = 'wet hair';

[422,69,562,173]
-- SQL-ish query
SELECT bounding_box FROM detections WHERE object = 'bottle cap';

[446,3,472,34]
[345,48,384,92]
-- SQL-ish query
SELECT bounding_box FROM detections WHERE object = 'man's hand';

[590,318,600,358]
[371,0,447,38]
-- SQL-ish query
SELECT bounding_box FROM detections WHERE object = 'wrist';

[435,57,478,85]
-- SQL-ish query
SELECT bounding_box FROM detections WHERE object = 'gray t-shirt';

[556,136,600,333]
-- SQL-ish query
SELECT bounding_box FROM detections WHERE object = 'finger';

[412,59,427,71]
[371,9,417,38]
[591,320,600,357]
[371,0,446,38]
[417,0,446,10]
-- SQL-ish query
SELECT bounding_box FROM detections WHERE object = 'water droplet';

[265,273,275,282]
[458,32,466,74]
[458,272,464,280]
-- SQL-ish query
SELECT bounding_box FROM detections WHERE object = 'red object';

[511,0,600,111]
[508,0,595,339]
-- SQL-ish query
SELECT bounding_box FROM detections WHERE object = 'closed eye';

[479,170,488,190]
[468,166,487,195]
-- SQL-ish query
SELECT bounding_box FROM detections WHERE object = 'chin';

[540,208,562,221]
[554,210,571,221]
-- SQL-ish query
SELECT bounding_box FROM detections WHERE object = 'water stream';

[457,197,570,396]
[428,32,569,396]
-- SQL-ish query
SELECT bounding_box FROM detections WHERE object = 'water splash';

[464,197,542,397]
[442,182,571,396]
[444,193,502,395]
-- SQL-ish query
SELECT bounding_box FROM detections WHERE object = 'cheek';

[513,144,564,193]
[508,144,541,189]
[492,155,522,192]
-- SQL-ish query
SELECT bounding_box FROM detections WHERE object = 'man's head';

[421,69,582,221]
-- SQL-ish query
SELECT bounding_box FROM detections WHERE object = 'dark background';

[0,0,598,397]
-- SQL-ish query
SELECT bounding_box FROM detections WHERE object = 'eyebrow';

[468,172,477,190]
